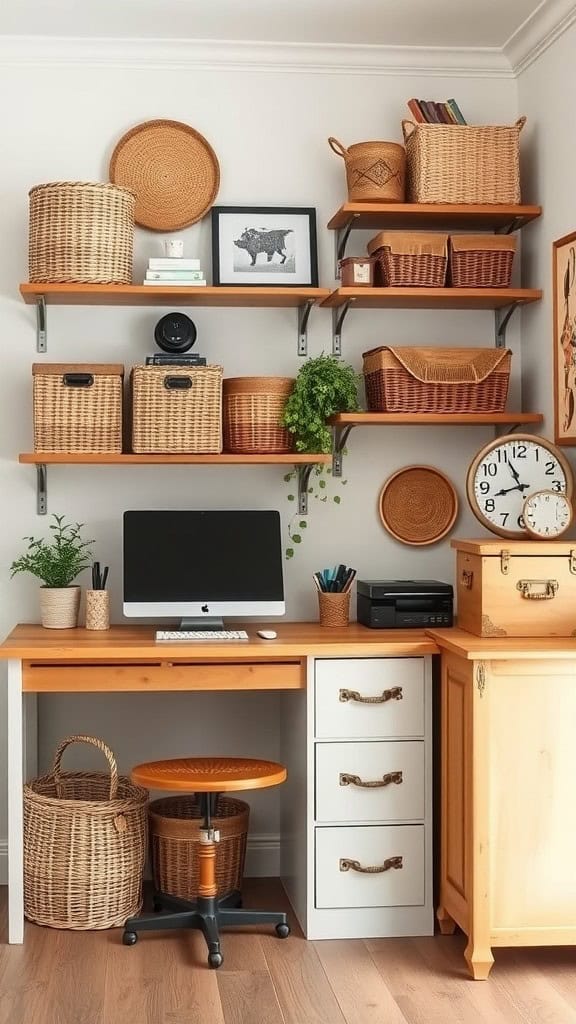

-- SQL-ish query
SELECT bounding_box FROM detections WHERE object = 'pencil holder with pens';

[85,590,110,630]
[318,591,351,628]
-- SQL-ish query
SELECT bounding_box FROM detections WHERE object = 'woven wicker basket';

[149,796,249,900]
[328,137,405,202]
[33,363,123,453]
[318,591,351,628]
[29,182,135,284]
[402,118,525,204]
[223,377,294,454]
[131,364,223,453]
[24,736,148,930]
[449,234,516,288]
[362,346,512,414]
[367,231,448,287]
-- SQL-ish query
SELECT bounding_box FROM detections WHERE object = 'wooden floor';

[3,880,576,1024]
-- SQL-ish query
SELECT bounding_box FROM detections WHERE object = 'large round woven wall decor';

[378,465,459,546]
[109,119,220,231]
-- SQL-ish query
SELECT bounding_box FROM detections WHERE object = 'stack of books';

[407,98,467,125]
[143,258,207,287]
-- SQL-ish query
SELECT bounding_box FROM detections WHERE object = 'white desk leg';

[7,659,24,944]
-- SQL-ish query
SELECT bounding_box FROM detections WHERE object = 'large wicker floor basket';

[223,377,294,453]
[150,795,249,900]
[23,736,148,930]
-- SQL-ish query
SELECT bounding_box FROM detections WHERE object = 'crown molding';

[505,0,576,75]
[0,35,512,77]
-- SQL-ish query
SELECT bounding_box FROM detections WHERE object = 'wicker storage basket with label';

[29,182,135,284]
[449,234,517,288]
[362,346,512,414]
[131,364,222,453]
[328,137,406,202]
[401,118,525,204]
[223,377,294,454]
[23,736,148,930]
[149,796,249,900]
[367,232,448,287]
[33,363,124,453]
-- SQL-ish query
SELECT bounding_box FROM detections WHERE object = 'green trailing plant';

[10,514,95,588]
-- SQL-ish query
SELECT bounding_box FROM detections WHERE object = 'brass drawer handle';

[516,579,559,601]
[339,771,403,788]
[339,686,403,704]
[339,856,403,874]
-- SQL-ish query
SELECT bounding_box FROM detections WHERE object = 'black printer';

[357,579,453,629]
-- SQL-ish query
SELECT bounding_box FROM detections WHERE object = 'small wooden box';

[453,538,576,638]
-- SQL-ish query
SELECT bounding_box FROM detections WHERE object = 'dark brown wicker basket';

[367,231,448,287]
[149,795,249,900]
[449,234,516,288]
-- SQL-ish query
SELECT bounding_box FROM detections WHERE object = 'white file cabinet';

[281,655,433,939]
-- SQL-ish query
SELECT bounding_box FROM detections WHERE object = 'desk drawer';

[315,658,424,738]
[315,741,424,823]
[23,660,304,692]
[315,825,425,909]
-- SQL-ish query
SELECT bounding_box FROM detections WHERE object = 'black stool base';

[123,890,290,968]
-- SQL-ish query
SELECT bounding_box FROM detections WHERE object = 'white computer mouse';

[257,629,277,640]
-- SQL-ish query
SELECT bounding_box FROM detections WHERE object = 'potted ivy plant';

[10,514,94,629]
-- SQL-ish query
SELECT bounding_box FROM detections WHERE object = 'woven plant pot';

[39,586,81,629]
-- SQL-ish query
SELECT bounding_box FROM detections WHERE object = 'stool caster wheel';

[122,930,138,946]
[208,951,223,969]
[276,923,290,939]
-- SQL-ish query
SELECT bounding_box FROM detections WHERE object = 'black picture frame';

[211,206,318,287]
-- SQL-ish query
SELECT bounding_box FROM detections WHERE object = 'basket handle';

[516,116,527,132]
[164,375,192,390]
[401,120,417,141]
[328,137,348,159]
[53,735,119,801]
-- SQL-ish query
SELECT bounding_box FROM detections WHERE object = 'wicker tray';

[449,234,516,288]
[367,231,448,287]
[379,466,458,546]
[110,119,220,230]
[223,376,294,454]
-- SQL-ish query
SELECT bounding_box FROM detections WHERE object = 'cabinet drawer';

[315,741,424,823]
[315,658,424,738]
[315,825,425,909]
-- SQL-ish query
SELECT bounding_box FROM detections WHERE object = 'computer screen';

[123,510,285,622]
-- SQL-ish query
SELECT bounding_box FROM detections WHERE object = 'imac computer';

[123,510,285,631]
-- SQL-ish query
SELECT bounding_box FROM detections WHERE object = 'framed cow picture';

[211,206,318,287]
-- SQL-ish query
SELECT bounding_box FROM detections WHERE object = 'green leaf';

[318,479,326,489]
[333,495,341,504]
[283,473,293,482]
[285,548,294,559]
[287,494,295,501]
[299,521,307,529]
[292,534,302,544]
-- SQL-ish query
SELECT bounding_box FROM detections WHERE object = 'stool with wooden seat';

[122,756,290,968]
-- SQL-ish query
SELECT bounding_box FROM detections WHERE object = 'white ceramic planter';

[39,586,81,629]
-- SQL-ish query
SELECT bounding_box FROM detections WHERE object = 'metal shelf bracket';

[36,296,47,353]
[331,424,355,477]
[495,302,520,348]
[297,299,314,357]
[334,215,359,277]
[36,463,47,515]
[297,464,314,515]
[332,299,355,357]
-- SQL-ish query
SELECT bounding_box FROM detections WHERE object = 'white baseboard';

[0,834,279,888]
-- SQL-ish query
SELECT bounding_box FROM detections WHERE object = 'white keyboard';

[155,629,249,642]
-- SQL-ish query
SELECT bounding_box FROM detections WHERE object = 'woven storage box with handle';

[23,735,148,930]
[33,363,124,453]
[362,346,512,414]
[367,231,448,287]
[328,137,405,202]
[402,118,525,204]
[131,364,222,453]
[29,182,135,284]
[223,376,294,454]
[150,795,249,900]
[449,234,517,288]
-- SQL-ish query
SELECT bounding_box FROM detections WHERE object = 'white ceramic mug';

[164,238,184,258]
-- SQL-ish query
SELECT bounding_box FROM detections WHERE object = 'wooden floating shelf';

[19,453,331,466]
[329,412,544,427]
[328,203,542,232]
[322,287,543,311]
[19,284,330,308]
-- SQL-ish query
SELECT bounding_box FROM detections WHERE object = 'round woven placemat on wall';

[109,119,220,231]
[378,465,459,546]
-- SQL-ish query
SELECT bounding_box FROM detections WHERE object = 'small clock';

[466,434,574,539]
[522,490,573,539]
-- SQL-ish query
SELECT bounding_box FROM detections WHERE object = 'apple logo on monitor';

[201,604,209,613]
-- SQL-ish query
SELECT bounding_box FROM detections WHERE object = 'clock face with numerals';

[466,434,574,539]
[523,490,573,539]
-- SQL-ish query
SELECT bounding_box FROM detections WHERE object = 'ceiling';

[0,0,548,48]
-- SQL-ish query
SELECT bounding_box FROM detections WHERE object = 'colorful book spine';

[148,258,201,271]
[446,99,467,125]
[407,98,426,123]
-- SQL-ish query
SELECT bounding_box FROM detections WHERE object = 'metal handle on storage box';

[164,376,193,390]
[516,579,559,601]
[63,373,94,387]
[339,686,403,704]
[461,569,474,590]
[339,771,403,788]
[339,856,403,874]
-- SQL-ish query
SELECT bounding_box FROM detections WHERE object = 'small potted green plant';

[10,514,94,629]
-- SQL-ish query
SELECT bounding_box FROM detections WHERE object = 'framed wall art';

[211,206,318,287]
[553,230,576,444]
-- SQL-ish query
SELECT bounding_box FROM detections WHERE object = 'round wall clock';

[466,433,574,539]
[522,490,573,539]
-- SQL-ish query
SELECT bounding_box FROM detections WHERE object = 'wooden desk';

[0,623,438,944]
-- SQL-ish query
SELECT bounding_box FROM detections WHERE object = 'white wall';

[0,50,520,873]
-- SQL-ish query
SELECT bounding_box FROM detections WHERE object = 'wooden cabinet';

[431,628,576,979]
